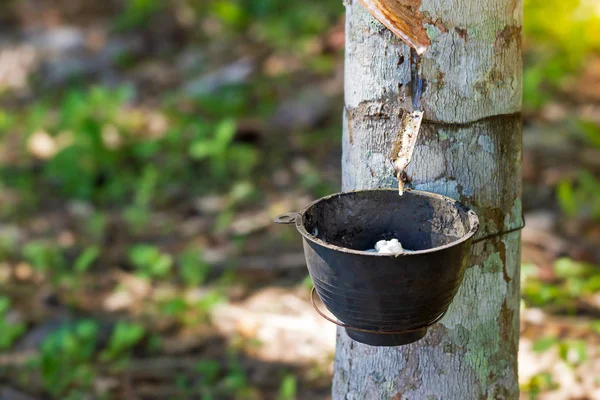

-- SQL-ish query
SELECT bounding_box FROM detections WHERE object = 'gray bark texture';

[334,0,523,399]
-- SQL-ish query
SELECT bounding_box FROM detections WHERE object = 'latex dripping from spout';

[391,48,424,195]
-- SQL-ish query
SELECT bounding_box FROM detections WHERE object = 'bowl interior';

[301,190,476,252]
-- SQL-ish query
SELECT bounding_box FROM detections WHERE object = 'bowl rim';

[295,188,480,257]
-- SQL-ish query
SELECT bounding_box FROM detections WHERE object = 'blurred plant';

[556,170,600,222]
[39,320,99,397]
[194,360,221,386]
[175,374,195,398]
[228,180,260,207]
[186,351,262,400]
[522,258,600,309]
[178,246,212,287]
[229,332,263,354]
[557,340,588,366]
[145,332,162,355]
[193,357,259,399]
[214,209,235,233]
[160,297,188,316]
[189,119,259,182]
[158,290,225,326]
[114,0,164,32]
[36,87,136,202]
[296,161,333,198]
[0,109,14,131]
[198,0,342,52]
[278,373,298,400]
[195,290,226,315]
[591,320,600,335]
[7,84,264,213]
[0,174,38,217]
[520,372,559,400]
[578,119,600,149]
[22,241,67,283]
[128,244,174,279]
[123,165,159,233]
[532,335,589,367]
[22,240,100,285]
[190,119,236,178]
[0,296,26,350]
[221,354,258,399]
[301,274,314,291]
[37,320,147,396]
[0,229,19,260]
[523,0,600,109]
[100,321,146,363]
[74,246,101,274]
[84,211,107,243]
[532,336,558,353]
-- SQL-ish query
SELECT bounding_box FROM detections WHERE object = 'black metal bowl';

[276,189,479,346]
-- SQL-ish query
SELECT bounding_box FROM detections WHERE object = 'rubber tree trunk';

[335,0,523,399]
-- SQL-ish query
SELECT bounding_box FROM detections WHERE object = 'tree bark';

[334,0,523,399]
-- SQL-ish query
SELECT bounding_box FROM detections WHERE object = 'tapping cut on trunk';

[356,0,430,54]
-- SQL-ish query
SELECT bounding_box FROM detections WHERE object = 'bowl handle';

[273,212,300,225]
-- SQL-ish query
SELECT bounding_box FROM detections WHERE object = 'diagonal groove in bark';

[422,112,522,129]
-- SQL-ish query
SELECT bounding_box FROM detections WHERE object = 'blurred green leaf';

[0,296,26,350]
[210,1,248,29]
[228,181,258,206]
[195,290,225,314]
[532,336,558,353]
[85,212,107,242]
[136,166,159,207]
[178,247,211,287]
[521,372,557,399]
[301,275,314,291]
[278,374,297,400]
[161,297,188,316]
[558,340,588,366]
[590,321,600,335]
[190,119,238,179]
[578,120,600,149]
[40,320,100,396]
[554,257,589,279]
[101,321,146,362]
[585,275,600,292]
[23,241,67,274]
[74,246,100,273]
[0,109,13,131]
[128,244,174,279]
[195,360,221,385]
[523,257,600,312]
[520,263,539,283]
[114,0,163,31]
[556,170,600,221]
[123,206,151,234]
[556,180,576,217]
[0,297,9,314]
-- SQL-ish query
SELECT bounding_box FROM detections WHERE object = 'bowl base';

[345,327,428,346]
